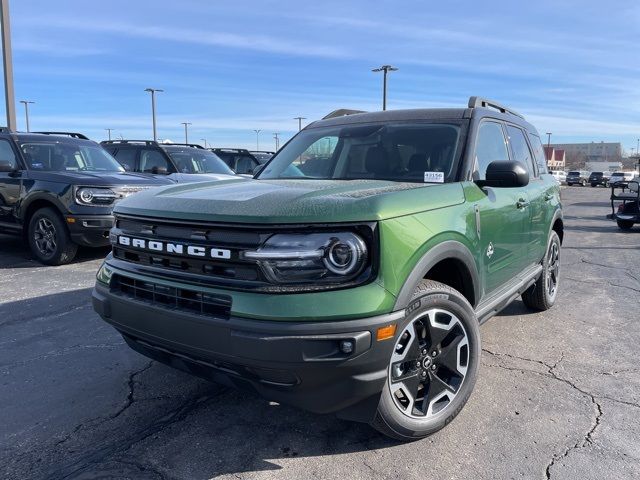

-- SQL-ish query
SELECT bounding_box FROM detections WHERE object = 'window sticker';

[424,171,444,183]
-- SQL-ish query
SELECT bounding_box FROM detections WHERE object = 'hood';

[114,178,465,224]
[27,170,173,186]
[168,172,244,183]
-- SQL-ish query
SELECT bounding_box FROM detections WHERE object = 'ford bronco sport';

[92,97,563,440]
[0,131,171,265]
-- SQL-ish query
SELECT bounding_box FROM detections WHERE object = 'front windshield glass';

[258,123,462,183]
[165,147,234,175]
[20,141,124,172]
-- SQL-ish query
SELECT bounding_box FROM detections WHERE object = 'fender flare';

[548,208,563,243]
[393,240,481,310]
[18,192,68,224]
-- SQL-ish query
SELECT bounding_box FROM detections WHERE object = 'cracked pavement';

[1,186,639,479]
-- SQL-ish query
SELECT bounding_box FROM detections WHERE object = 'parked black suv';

[588,171,610,187]
[0,131,171,265]
[102,140,238,182]
[210,148,260,175]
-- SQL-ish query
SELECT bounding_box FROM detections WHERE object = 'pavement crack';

[110,361,155,420]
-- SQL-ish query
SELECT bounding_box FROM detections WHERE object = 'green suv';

[92,97,562,440]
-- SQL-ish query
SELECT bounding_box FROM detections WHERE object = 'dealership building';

[550,142,622,162]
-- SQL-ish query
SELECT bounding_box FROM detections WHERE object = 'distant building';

[544,146,566,170]
[551,142,622,162]
[585,161,622,172]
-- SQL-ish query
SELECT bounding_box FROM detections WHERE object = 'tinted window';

[111,147,137,172]
[259,123,462,183]
[527,133,548,174]
[568,171,580,175]
[474,121,509,180]
[506,125,536,176]
[165,148,234,175]
[140,149,173,173]
[0,139,17,169]
[20,142,124,172]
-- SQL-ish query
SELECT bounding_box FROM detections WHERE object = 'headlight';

[244,232,369,286]
[75,187,117,206]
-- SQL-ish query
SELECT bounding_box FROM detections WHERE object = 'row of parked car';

[550,169,637,187]
[0,130,273,264]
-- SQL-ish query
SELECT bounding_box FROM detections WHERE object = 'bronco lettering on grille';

[117,235,231,259]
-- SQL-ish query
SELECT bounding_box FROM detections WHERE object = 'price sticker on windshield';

[424,171,444,183]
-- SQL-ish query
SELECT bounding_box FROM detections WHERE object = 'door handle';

[516,198,529,209]
[544,193,553,201]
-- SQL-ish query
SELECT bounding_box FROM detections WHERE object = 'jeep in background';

[0,131,172,265]
[210,148,260,175]
[92,97,563,440]
[102,140,239,183]
[566,170,589,186]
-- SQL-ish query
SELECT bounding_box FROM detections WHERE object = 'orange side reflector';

[66,217,76,223]
[376,324,397,341]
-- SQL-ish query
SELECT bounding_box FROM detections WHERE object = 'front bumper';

[92,281,405,421]
[66,214,114,246]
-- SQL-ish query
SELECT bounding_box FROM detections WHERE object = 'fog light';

[339,340,354,354]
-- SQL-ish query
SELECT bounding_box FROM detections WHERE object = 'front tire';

[371,280,480,441]
[27,207,78,265]
[522,231,560,311]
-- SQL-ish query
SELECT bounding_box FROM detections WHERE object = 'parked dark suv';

[566,170,589,186]
[0,131,171,265]
[102,140,238,183]
[588,171,610,187]
[210,148,260,175]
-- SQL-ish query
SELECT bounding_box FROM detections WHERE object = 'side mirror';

[482,161,529,188]
[0,160,17,173]
[151,166,168,175]
[252,163,266,176]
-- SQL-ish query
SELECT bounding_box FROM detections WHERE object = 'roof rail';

[467,96,524,119]
[249,150,275,154]
[211,148,251,153]
[33,131,90,140]
[322,109,366,120]
[161,142,204,149]
[100,139,158,146]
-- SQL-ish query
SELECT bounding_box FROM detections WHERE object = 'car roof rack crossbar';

[322,109,367,120]
[33,131,90,140]
[162,143,204,149]
[467,96,524,119]
[100,140,158,146]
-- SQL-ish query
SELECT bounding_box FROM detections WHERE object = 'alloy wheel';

[546,241,560,298]
[33,217,57,257]
[388,308,469,419]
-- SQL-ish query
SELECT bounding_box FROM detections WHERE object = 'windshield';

[164,147,234,175]
[568,171,580,175]
[20,141,124,172]
[591,172,603,176]
[258,123,462,183]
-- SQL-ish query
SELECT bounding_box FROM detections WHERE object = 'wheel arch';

[20,196,67,236]
[550,209,564,244]
[393,241,480,310]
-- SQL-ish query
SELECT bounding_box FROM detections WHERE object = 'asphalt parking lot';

[1,186,639,480]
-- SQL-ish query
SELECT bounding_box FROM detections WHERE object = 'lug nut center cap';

[422,356,433,369]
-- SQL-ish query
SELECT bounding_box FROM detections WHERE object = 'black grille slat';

[111,274,231,319]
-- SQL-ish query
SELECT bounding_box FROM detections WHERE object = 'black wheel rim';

[388,309,469,419]
[33,218,57,257]
[546,241,559,298]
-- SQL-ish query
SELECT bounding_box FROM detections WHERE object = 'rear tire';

[567,183,573,186]
[616,219,634,230]
[371,280,480,441]
[27,208,78,265]
[522,231,560,311]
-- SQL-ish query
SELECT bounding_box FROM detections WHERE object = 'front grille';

[110,274,231,319]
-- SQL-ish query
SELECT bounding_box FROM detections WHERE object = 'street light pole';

[1,0,16,131]
[273,132,280,151]
[181,122,191,144]
[294,116,306,131]
[253,129,261,150]
[201,138,207,148]
[19,100,34,132]
[105,128,113,141]
[144,88,163,141]
[371,65,398,111]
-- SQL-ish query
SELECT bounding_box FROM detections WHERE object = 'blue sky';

[5,0,640,152]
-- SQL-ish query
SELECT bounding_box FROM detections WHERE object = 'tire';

[616,219,634,230]
[522,231,560,311]
[371,280,480,441]
[27,207,78,265]
[590,183,596,187]
[567,183,573,186]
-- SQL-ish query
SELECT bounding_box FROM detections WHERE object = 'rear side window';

[0,139,17,169]
[474,121,509,180]
[111,147,137,172]
[506,125,536,177]
[527,133,548,174]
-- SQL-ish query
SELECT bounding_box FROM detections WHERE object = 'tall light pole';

[1,0,16,131]
[144,88,163,141]
[273,132,280,151]
[105,128,113,141]
[201,138,208,148]
[371,65,398,111]
[181,122,191,144]
[637,138,639,156]
[19,100,34,132]
[546,132,552,149]
[253,129,261,150]
[294,116,306,131]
